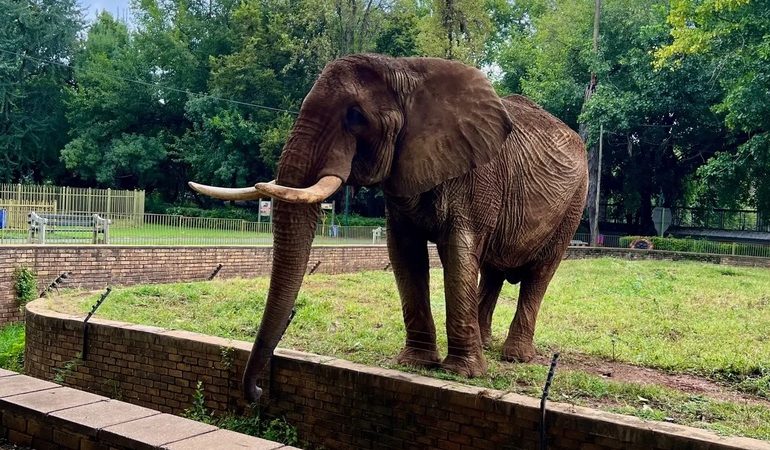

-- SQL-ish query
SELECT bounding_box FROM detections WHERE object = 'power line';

[0,47,299,115]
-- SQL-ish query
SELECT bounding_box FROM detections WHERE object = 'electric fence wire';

[0,47,300,115]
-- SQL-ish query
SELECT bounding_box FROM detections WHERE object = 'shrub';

[182,382,300,446]
[618,236,770,257]
[183,381,214,424]
[13,266,37,306]
[165,206,262,222]
[337,213,385,227]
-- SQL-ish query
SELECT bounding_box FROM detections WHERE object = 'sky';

[77,0,131,22]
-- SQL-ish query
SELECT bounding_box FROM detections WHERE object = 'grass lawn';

[0,322,25,373]
[0,224,374,245]
[51,258,770,440]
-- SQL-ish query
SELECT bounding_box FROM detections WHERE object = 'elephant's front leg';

[388,226,441,368]
[438,231,487,377]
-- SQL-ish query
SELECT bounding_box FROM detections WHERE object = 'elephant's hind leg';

[502,188,585,362]
[478,267,505,348]
[501,264,556,362]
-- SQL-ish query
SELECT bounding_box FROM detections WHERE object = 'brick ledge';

[24,299,770,450]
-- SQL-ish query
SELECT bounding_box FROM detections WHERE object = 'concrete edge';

[0,370,297,450]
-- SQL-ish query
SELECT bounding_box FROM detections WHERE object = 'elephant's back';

[500,94,587,202]
[482,95,587,267]
[502,95,586,167]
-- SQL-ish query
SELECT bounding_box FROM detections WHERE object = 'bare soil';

[532,352,770,407]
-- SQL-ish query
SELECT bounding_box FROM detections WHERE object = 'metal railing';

[1,212,769,257]
[0,212,385,246]
[0,183,145,225]
[597,203,769,232]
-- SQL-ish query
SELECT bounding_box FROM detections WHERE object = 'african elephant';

[190,54,588,402]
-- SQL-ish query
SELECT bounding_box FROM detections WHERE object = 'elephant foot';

[480,329,493,349]
[396,346,441,369]
[442,351,487,377]
[501,337,536,362]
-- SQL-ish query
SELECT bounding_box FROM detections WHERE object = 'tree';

[375,0,420,56]
[0,0,81,183]
[581,0,727,230]
[177,0,333,192]
[328,0,389,56]
[416,0,492,65]
[496,0,729,233]
[657,0,770,210]
[61,12,170,191]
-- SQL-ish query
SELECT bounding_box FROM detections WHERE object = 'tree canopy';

[2,0,767,226]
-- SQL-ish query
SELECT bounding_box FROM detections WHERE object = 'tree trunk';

[579,0,602,246]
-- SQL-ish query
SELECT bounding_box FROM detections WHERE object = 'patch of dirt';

[531,352,770,408]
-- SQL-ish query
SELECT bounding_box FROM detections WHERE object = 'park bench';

[372,226,386,243]
[28,212,111,244]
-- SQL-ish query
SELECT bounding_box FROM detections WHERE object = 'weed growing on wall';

[183,381,214,424]
[0,323,25,372]
[220,414,299,445]
[53,354,82,384]
[12,266,37,306]
[182,381,300,446]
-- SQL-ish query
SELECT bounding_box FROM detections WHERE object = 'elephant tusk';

[256,175,343,204]
[188,181,269,201]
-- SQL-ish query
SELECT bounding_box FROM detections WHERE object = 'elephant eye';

[345,106,368,131]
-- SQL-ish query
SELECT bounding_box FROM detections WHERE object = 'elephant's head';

[189,54,512,402]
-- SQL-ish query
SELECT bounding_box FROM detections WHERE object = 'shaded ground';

[531,352,770,408]
[0,439,31,450]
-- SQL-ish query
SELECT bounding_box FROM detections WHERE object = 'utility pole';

[579,0,602,246]
[343,186,350,226]
[595,125,603,244]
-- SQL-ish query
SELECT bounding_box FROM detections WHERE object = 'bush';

[619,236,770,257]
[0,323,25,372]
[336,213,385,227]
[183,381,214,424]
[182,382,300,446]
[165,206,262,222]
[13,266,37,306]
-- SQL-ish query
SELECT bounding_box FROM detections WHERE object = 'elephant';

[189,54,588,402]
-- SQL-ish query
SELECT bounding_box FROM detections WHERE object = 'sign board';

[652,207,672,236]
[259,200,272,217]
[321,202,334,210]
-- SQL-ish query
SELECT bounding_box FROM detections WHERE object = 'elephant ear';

[384,58,513,197]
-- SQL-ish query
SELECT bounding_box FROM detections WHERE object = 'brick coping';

[25,299,770,450]
[2,244,768,267]
[0,368,297,450]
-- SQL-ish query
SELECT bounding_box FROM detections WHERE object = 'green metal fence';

[0,183,145,227]
[1,212,769,258]
[0,213,385,246]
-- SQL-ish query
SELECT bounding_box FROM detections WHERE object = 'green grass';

[52,258,770,440]
[0,224,374,245]
[0,322,25,373]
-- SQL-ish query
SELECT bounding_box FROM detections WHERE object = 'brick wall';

[24,300,769,450]
[0,245,435,325]
[3,244,768,325]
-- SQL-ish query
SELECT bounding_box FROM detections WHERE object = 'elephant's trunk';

[242,135,323,403]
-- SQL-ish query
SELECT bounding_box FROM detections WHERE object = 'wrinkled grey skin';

[238,54,588,402]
